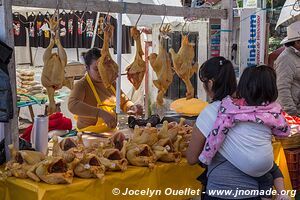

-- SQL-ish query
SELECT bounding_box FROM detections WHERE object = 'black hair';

[81,48,101,70]
[199,56,237,102]
[237,65,278,106]
[285,41,296,47]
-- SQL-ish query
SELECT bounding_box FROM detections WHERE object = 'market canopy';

[276,0,300,29]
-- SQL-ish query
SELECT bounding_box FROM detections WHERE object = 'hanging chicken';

[97,24,119,88]
[41,16,73,115]
[126,27,146,90]
[149,24,174,106]
[169,35,198,99]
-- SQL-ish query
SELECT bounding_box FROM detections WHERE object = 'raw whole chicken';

[169,35,198,99]
[131,123,158,146]
[149,24,174,106]
[28,157,79,184]
[97,24,118,88]
[126,143,156,169]
[95,142,128,172]
[41,16,73,115]
[52,135,84,163]
[152,137,182,163]
[74,153,105,180]
[126,27,146,90]
[5,145,45,179]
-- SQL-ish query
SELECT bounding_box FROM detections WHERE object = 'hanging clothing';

[36,13,44,47]
[12,13,28,46]
[42,12,52,48]
[74,11,86,48]
[68,74,134,133]
[199,96,291,165]
[66,11,76,48]
[59,12,68,48]
[27,13,38,47]
[84,12,97,48]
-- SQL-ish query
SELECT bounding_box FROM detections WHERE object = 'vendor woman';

[68,48,143,133]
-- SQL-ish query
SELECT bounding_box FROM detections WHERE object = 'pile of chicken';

[1,119,192,184]
[41,16,73,115]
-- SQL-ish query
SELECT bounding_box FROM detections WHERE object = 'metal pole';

[116,0,123,114]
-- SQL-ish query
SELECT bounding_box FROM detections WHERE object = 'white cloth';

[196,101,274,177]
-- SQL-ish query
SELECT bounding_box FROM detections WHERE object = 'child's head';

[237,65,278,106]
[199,56,237,102]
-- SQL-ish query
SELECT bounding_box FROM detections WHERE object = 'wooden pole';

[0,0,19,159]
[12,0,227,19]
[220,0,233,60]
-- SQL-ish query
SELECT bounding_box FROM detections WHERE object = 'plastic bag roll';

[31,115,48,154]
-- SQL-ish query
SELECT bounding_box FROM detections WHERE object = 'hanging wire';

[104,0,111,25]
[159,4,167,32]
[135,2,143,27]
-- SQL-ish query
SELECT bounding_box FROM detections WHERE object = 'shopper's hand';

[100,110,117,129]
[127,104,143,116]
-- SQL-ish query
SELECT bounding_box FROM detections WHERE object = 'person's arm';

[275,57,298,116]
[68,80,100,118]
[119,90,134,113]
[186,125,206,165]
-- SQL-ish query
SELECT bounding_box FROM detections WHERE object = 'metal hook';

[135,2,143,27]
[159,4,167,31]
[181,19,187,34]
[104,0,111,25]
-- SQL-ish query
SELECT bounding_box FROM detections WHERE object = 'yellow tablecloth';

[0,143,294,200]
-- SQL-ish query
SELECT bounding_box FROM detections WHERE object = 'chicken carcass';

[169,35,198,99]
[126,143,156,169]
[32,157,79,184]
[126,27,146,90]
[98,24,118,88]
[74,153,105,180]
[95,142,128,172]
[5,145,45,179]
[149,24,174,106]
[42,16,73,115]
[131,123,158,146]
[152,137,182,163]
[52,135,84,163]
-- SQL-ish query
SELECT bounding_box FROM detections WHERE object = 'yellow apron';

[75,74,116,133]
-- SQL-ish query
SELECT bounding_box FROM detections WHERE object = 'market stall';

[0,1,231,200]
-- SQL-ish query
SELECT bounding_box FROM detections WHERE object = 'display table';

[0,143,294,200]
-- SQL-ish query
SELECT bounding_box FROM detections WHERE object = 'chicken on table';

[1,121,192,184]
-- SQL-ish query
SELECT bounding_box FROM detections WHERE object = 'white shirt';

[196,101,274,177]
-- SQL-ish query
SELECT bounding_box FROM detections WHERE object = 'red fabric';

[282,111,300,125]
[21,112,72,142]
